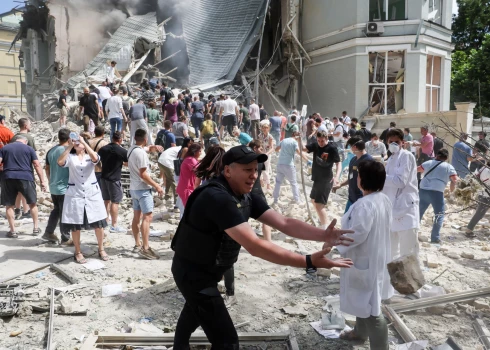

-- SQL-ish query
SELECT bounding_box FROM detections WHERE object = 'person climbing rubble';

[170,145,354,349]
[79,87,102,133]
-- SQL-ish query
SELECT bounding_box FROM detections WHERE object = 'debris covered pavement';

[0,113,489,349]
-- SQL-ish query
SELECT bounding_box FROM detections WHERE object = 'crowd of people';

[1,71,489,349]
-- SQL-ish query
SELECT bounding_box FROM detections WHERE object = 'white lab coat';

[337,192,393,318]
[382,149,419,232]
[61,154,107,224]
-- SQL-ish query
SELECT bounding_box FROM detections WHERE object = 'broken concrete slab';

[59,295,92,315]
[149,279,177,295]
[282,305,308,317]
[461,252,475,259]
[388,254,426,295]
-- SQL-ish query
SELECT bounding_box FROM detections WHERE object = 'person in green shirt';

[403,127,413,153]
[238,102,250,134]
[147,101,161,140]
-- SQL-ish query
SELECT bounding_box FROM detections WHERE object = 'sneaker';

[109,226,127,233]
[132,245,142,253]
[138,247,160,260]
[431,239,442,244]
[41,233,59,243]
[60,239,74,246]
[223,295,237,308]
[14,208,21,220]
[6,231,18,238]
[22,210,31,218]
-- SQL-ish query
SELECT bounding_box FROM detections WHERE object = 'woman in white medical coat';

[58,135,109,264]
[337,160,392,349]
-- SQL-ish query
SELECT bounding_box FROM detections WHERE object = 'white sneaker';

[223,295,237,308]
[110,226,127,233]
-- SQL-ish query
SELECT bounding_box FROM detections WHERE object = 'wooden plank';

[79,334,98,350]
[50,264,79,284]
[46,288,55,350]
[289,330,300,350]
[383,306,417,343]
[473,318,490,349]
[390,287,490,313]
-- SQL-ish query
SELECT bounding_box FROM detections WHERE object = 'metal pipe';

[254,0,271,103]
[286,15,311,63]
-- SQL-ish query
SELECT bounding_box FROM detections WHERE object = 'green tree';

[451,0,490,116]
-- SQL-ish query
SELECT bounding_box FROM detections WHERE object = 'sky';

[0,0,460,17]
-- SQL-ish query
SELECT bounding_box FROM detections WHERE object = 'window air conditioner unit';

[366,22,385,36]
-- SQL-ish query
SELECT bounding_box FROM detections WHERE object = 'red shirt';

[0,124,14,148]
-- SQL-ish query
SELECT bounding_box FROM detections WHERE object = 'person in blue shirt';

[272,131,308,205]
[418,149,459,243]
[333,137,373,213]
[451,133,473,178]
[233,128,252,146]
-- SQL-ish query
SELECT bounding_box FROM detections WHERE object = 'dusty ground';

[0,127,489,349]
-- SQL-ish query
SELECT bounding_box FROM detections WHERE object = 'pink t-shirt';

[176,156,199,206]
[420,134,434,157]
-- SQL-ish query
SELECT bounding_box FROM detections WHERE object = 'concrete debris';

[460,252,475,259]
[9,330,22,337]
[282,305,308,317]
[387,254,426,295]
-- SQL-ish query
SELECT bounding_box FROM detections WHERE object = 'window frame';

[368,50,406,115]
[428,0,443,25]
[426,54,442,112]
[370,0,408,22]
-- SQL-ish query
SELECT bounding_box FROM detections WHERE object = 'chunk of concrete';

[472,298,490,310]
[317,268,332,278]
[387,254,426,295]
[461,252,475,259]
[418,234,429,242]
[425,255,441,268]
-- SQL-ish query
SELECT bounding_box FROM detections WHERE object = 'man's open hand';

[311,247,353,269]
[323,219,354,248]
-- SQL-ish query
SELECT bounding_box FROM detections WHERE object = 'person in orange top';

[0,114,14,148]
[280,112,287,141]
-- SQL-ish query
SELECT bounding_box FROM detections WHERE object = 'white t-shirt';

[343,115,351,124]
[105,95,123,119]
[158,146,181,169]
[98,86,112,101]
[128,146,151,191]
[106,66,115,83]
[221,99,238,116]
[332,123,345,142]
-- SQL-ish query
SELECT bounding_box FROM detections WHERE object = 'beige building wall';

[0,23,24,110]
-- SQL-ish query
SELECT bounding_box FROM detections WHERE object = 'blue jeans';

[191,115,204,139]
[271,130,280,146]
[110,118,123,139]
[131,189,154,214]
[344,199,353,213]
[419,189,445,241]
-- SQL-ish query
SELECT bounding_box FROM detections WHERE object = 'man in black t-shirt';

[333,137,373,213]
[98,131,128,233]
[303,130,341,230]
[78,87,101,132]
[171,145,353,349]
[259,103,268,121]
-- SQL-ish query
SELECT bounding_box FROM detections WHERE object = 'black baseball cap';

[223,145,268,166]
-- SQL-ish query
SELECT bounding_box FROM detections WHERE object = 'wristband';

[306,254,316,270]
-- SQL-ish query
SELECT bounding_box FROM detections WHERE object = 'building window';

[368,51,405,115]
[369,0,406,21]
[426,55,441,112]
[428,0,443,25]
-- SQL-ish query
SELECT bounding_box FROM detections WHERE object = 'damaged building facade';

[16,0,454,121]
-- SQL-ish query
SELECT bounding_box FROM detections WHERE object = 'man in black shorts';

[171,145,353,349]
[98,131,128,234]
[303,130,341,230]
[0,136,47,238]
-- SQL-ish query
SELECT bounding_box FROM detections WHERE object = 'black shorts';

[221,115,237,127]
[310,179,333,205]
[100,178,123,203]
[1,179,37,206]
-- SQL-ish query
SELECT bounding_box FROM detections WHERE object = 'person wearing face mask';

[382,128,419,267]
[365,133,387,160]
[333,137,373,213]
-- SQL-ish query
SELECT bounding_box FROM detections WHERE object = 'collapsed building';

[13,0,458,126]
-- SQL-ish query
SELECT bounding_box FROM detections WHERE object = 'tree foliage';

[451,0,490,117]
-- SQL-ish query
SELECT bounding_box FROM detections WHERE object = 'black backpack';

[155,129,167,149]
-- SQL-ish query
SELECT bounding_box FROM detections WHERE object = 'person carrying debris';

[43,129,72,244]
[170,145,354,349]
[418,148,459,244]
[128,129,164,260]
[79,87,102,133]
[338,160,392,350]
[382,128,419,264]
